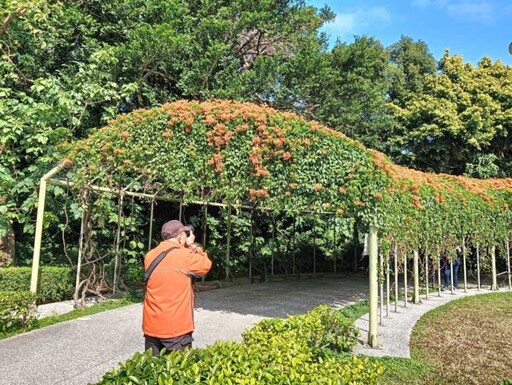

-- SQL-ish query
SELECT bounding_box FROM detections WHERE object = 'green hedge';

[0,267,73,304]
[0,291,37,334]
[97,305,384,385]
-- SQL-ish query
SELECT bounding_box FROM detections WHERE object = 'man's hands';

[185,232,196,247]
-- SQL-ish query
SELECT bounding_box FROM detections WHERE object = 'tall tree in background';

[389,52,512,176]
[387,35,437,104]
[306,36,392,151]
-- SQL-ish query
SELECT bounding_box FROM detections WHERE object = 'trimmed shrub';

[242,304,359,354]
[0,291,37,334]
[96,305,383,385]
[0,267,73,303]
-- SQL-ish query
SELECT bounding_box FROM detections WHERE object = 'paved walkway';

[0,274,367,385]
[354,287,511,357]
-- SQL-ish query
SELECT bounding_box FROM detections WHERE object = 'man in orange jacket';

[143,219,212,355]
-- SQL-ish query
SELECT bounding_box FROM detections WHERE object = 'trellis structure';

[30,100,512,348]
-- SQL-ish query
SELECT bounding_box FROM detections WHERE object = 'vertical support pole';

[225,205,232,281]
[437,251,442,296]
[394,244,398,312]
[368,225,380,347]
[476,243,481,290]
[113,193,124,294]
[147,199,155,252]
[202,204,208,283]
[379,252,383,325]
[385,252,390,318]
[352,222,358,272]
[30,162,66,293]
[333,217,337,274]
[178,201,183,222]
[403,254,408,308]
[312,218,316,275]
[425,250,429,299]
[450,258,454,294]
[413,249,420,303]
[491,244,498,290]
[74,210,86,303]
[462,238,467,292]
[506,238,511,290]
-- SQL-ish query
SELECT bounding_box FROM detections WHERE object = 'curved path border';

[354,287,512,358]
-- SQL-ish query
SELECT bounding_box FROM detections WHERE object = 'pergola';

[29,100,512,349]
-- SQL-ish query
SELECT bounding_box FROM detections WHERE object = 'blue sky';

[308,0,512,65]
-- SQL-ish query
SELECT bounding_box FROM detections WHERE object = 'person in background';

[143,220,212,356]
[441,247,461,290]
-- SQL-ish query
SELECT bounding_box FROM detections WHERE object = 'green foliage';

[97,305,383,385]
[389,52,512,176]
[0,290,37,334]
[243,304,359,353]
[0,266,73,303]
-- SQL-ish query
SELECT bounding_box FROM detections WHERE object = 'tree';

[388,52,512,175]
[387,35,437,103]
[301,36,393,151]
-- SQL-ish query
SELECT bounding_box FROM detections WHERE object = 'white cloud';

[324,6,391,40]
[412,0,495,24]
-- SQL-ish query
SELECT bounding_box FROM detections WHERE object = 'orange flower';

[374,192,383,201]
[354,201,365,207]
[314,184,322,192]
[282,152,292,161]
[339,187,347,194]
[121,131,130,139]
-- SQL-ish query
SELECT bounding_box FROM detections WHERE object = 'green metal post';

[30,162,66,293]
[491,245,498,290]
[394,244,398,312]
[506,239,511,290]
[368,225,380,347]
[403,254,408,308]
[147,199,155,252]
[476,244,481,290]
[425,249,429,299]
[413,249,420,303]
[462,239,467,292]
[74,211,86,303]
[225,206,232,281]
[437,251,442,296]
[113,193,124,294]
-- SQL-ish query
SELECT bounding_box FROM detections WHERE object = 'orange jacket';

[142,240,212,338]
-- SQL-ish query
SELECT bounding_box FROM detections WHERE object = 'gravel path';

[354,287,511,358]
[0,274,367,385]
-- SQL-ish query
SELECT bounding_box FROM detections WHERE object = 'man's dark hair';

[162,232,171,240]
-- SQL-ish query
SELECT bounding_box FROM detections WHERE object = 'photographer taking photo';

[142,219,212,355]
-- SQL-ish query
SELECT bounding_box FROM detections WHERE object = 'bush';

[0,291,37,334]
[243,304,359,353]
[0,267,73,303]
[97,305,382,385]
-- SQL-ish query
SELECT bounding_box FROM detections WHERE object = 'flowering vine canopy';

[62,100,512,250]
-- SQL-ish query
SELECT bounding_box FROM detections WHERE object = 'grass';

[0,297,138,340]
[409,292,512,385]
[343,293,512,385]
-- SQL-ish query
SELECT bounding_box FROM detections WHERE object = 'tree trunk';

[0,222,15,266]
